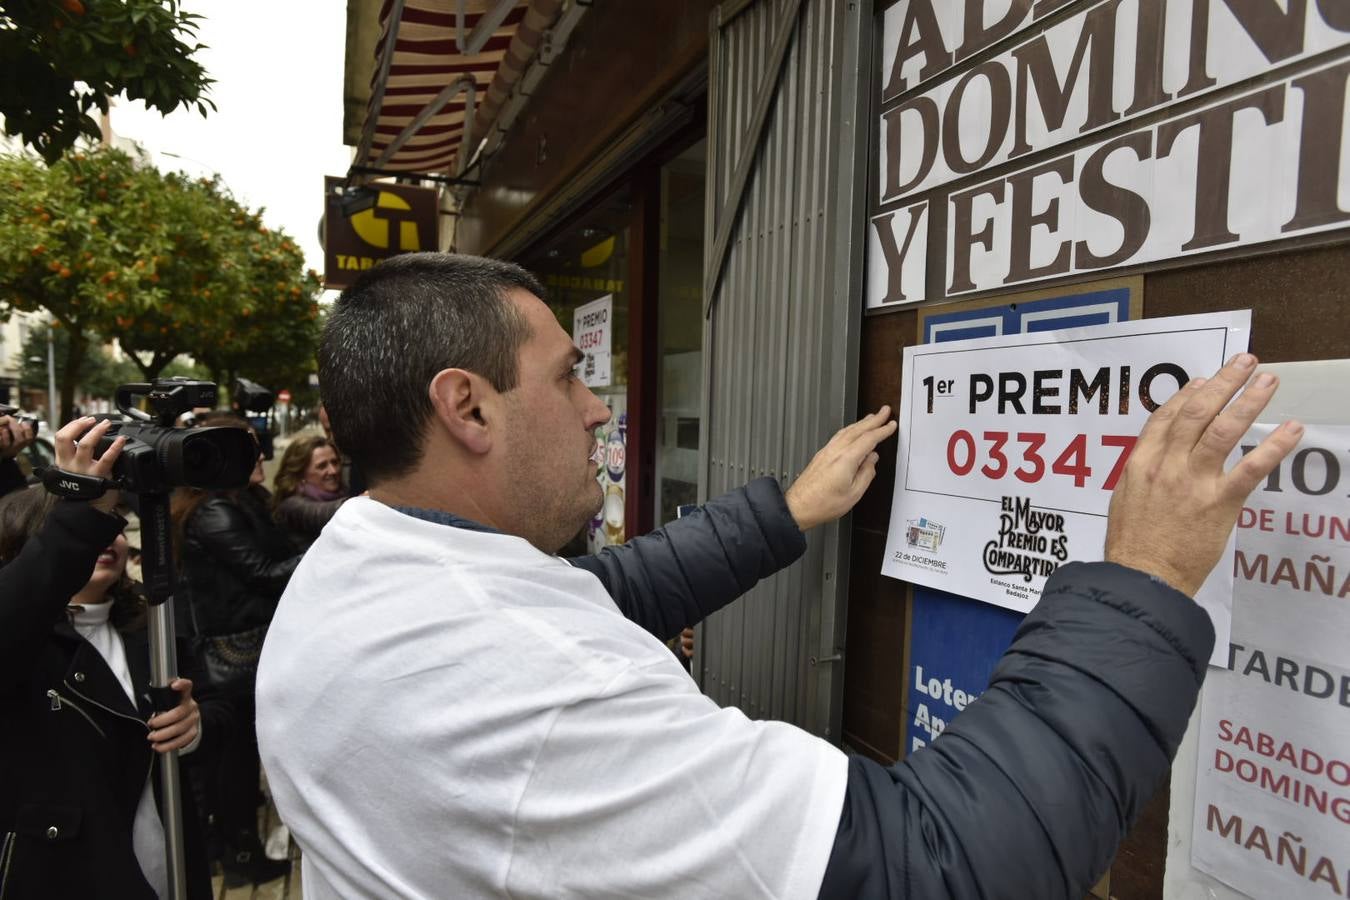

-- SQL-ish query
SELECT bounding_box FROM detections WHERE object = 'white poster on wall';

[572,294,613,388]
[1164,359,1350,900]
[882,309,1250,666]
[1190,422,1350,899]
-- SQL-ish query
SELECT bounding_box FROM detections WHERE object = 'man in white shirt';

[257,252,1301,899]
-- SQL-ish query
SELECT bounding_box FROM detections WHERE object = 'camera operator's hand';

[0,415,36,459]
[54,417,126,515]
[1105,354,1303,597]
[147,678,200,753]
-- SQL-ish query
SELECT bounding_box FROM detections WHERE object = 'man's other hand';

[1105,354,1303,597]
[786,407,897,532]
[0,416,36,460]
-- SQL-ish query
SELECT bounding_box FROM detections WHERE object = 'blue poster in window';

[905,286,1134,754]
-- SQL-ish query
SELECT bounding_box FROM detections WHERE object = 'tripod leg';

[141,492,188,900]
[147,598,188,900]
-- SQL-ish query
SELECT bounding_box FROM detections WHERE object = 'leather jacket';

[0,501,226,900]
[175,488,301,639]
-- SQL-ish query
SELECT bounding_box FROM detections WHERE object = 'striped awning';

[353,0,539,176]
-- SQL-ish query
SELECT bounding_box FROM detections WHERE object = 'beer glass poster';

[881,310,1249,666]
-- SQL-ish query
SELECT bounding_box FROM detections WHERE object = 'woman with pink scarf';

[271,436,349,551]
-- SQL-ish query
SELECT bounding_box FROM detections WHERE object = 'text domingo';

[1214,718,1350,827]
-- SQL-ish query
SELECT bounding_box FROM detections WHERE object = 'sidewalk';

[210,798,303,900]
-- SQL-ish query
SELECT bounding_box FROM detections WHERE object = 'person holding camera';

[0,417,226,899]
[271,435,348,551]
[0,413,38,499]
[170,412,298,888]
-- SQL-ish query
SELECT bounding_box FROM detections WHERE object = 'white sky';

[110,1,352,281]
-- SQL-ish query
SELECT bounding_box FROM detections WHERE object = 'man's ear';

[428,368,494,455]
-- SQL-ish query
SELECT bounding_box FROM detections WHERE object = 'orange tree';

[0,148,156,420]
[0,0,214,162]
[189,215,323,398]
[105,169,321,386]
[0,147,320,422]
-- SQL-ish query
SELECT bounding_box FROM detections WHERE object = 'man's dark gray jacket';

[567,476,1215,900]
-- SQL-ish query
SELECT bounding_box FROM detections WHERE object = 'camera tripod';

[140,491,190,900]
[57,378,261,900]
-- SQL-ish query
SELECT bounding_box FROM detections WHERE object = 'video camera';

[0,403,40,435]
[232,377,277,460]
[95,379,257,494]
[233,377,275,413]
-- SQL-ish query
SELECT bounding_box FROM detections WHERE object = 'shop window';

[517,186,633,555]
[656,139,706,526]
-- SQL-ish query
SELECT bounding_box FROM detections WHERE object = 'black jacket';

[0,501,232,900]
[571,478,1213,900]
[176,488,302,639]
[0,458,26,501]
[818,562,1213,899]
[568,476,806,642]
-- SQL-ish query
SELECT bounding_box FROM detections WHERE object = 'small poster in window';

[572,295,613,388]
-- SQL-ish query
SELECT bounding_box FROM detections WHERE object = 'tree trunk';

[128,351,157,382]
[125,346,175,382]
[58,328,90,426]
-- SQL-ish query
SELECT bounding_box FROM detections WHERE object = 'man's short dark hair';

[319,252,543,484]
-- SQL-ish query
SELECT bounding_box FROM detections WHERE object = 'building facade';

[341,2,1350,895]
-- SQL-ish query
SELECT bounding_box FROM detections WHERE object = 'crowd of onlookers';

[0,408,351,896]
[0,394,698,897]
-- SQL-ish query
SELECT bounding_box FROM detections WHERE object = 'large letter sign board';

[1191,422,1350,899]
[883,310,1251,666]
[867,1,1350,308]
[323,176,439,290]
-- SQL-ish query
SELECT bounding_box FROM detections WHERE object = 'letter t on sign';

[867,202,929,308]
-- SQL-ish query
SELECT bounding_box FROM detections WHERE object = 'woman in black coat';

[0,417,225,900]
[270,434,348,551]
[171,412,300,888]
